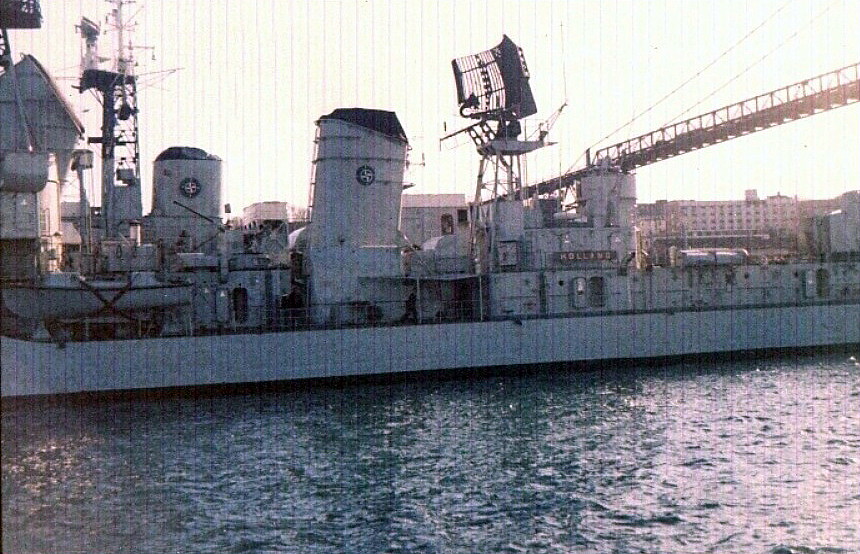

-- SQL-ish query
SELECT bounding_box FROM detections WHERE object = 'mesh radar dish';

[452,34,537,121]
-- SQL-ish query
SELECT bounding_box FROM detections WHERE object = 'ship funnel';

[143,147,223,253]
[309,108,408,248]
[151,146,222,219]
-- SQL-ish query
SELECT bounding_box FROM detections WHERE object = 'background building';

[400,193,469,247]
[636,189,858,263]
[809,191,860,261]
[241,201,307,231]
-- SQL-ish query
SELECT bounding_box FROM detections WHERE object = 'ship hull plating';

[3,301,858,398]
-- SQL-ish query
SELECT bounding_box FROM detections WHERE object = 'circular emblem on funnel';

[356,165,376,186]
[179,177,201,198]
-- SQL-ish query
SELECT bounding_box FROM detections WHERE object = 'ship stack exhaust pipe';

[305,108,410,325]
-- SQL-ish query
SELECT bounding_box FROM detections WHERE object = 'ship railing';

[261,297,483,331]
[17,268,857,342]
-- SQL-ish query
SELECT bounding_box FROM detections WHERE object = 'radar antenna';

[446,35,554,272]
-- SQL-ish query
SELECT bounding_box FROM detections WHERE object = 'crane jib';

[528,61,860,198]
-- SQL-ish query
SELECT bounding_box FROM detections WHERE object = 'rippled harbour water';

[3,353,860,553]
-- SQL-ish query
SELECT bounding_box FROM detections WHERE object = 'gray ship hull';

[3,301,858,398]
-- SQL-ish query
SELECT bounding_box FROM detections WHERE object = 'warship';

[2,2,859,398]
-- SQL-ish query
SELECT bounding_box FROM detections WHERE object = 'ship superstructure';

[1,18,859,397]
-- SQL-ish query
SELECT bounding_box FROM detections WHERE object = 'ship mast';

[78,0,142,240]
[446,36,550,273]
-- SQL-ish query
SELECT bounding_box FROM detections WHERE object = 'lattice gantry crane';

[525,61,860,200]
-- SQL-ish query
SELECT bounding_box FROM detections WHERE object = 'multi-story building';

[658,190,797,234]
[637,189,858,262]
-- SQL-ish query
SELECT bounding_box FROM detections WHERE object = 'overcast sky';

[8,0,860,213]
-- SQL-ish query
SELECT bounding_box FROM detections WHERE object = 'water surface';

[3,353,859,553]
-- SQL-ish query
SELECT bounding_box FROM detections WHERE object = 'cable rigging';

[667,0,840,124]
[588,0,794,157]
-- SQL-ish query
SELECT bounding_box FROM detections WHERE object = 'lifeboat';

[1,271,191,320]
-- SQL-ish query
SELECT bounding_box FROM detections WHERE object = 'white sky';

[8,0,860,213]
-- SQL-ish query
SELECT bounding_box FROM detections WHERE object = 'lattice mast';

[1,1,42,61]
[1,0,43,151]
[78,0,142,239]
[446,36,551,270]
